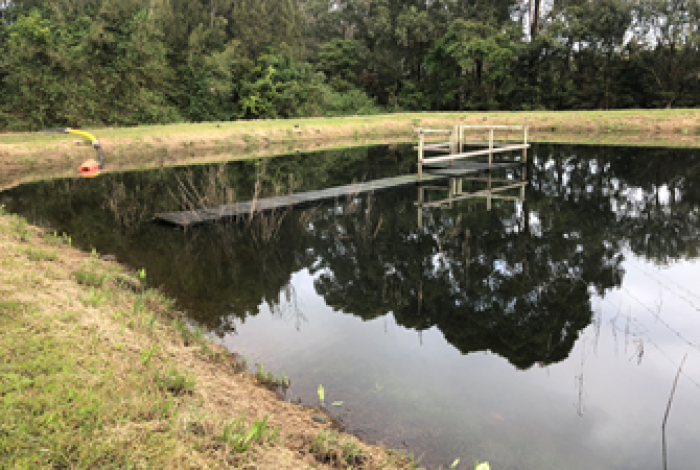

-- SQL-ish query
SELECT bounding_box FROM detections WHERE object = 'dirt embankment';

[2,110,700,191]
[0,211,419,469]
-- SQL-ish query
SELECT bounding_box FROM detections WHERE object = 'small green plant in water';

[255,362,289,389]
[318,384,325,406]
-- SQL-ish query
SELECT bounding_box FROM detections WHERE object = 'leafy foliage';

[1,0,700,128]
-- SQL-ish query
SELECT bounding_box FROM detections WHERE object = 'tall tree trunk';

[530,0,540,38]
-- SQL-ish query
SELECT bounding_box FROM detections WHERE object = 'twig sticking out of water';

[662,353,688,470]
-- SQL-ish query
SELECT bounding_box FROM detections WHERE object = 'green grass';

[310,430,371,467]
[73,265,109,287]
[24,246,58,262]
[155,368,196,396]
[0,234,280,468]
[215,416,279,453]
[0,304,183,467]
[2,109,700,146]
[254,362,289,390]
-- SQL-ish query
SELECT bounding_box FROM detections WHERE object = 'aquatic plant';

[317,384,325,406]
[255,362,289,389]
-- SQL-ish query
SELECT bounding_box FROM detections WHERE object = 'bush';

[324,89,382,117]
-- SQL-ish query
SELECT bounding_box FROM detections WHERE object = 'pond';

[3,143,700,470]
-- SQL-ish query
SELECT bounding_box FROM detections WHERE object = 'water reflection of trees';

[308,184,619,369]
[3,144,700,367]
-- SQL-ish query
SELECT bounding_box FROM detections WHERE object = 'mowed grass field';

[1,109,700,191]
[2,109,700,148]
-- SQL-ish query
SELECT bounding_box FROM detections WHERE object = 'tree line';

[1,0,699,130]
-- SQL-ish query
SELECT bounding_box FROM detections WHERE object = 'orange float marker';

[41,127,106,177]
[78,159,101,178]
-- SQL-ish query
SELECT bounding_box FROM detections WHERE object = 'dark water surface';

[3,144,700,469]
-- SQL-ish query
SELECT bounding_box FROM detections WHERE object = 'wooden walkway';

[155,162,519,227]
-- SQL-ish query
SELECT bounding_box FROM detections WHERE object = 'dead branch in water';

[662,352,688,470]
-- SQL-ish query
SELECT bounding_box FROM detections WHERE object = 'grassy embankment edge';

[2,109,700,191]
[0,207,423,469]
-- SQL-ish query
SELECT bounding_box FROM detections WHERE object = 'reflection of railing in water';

[416,169,528,227]
[156,136,527,227]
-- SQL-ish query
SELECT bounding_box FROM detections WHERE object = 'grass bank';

[2,110,700,191]
[0,207,422,469]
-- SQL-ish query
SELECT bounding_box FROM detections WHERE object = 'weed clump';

[0,300,25,317]
[10,215,30,241]
[25,246,57,261]
[215,416,279,453]
[73,266,108,287]
[73,248,109,287]
[155,367,196,396]
[255,362,289,390]
[172,318,205,347]
[310,430,369,467]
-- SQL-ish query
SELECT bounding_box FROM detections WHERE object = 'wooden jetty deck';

[155,173,441,227]
[156,125,529,227]
[155,162,522,227]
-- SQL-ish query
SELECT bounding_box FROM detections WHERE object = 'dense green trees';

[2,0,700,129]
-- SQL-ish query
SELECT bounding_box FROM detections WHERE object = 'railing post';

[418,187,424,228]
[450,125,458,167]
[521,149,527,200]
[487,172,492,211]
[488,127,494,169]
[418,129,424,182]
[522,126,528,164]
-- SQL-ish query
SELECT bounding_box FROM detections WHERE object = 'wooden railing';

[416,125,529,181]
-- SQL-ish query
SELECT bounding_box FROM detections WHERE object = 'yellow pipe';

[65,127,105,174]
[67,128,98,144]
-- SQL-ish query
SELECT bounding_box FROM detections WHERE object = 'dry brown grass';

[0,209,420,469]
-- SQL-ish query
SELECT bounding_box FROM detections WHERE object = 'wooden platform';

[423,160,519,175]
[155,161,520,227]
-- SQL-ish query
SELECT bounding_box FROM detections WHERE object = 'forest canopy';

[1,0,699,130]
